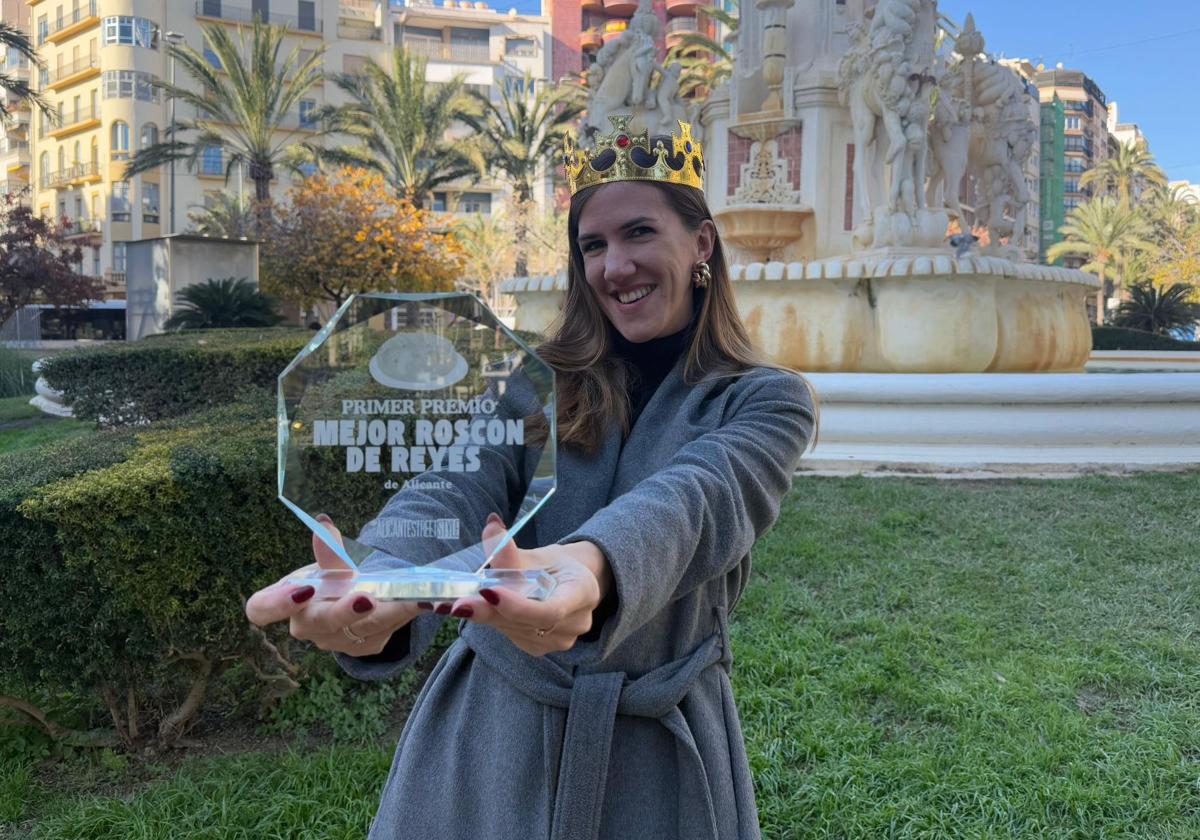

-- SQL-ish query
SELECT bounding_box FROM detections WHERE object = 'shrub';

[0,388,390,749]
[1092,326,1200,351]
[38,328,312,426]
[0,346,35,397]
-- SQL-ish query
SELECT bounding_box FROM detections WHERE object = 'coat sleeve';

[560,368,815,658]
[335,373,547,681]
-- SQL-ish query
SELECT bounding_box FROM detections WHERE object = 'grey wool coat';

[337,358,816,840]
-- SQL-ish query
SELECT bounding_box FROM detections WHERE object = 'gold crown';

[563,115,705,196]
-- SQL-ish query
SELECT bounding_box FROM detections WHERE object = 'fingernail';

[486,512,503,526]
[479,588,500,606]
[291,586,316,604]
[352,596,373,614]
[435,603,452,615]
[315,513,331,524]
[452,606,474,618]
[416,601,434,611]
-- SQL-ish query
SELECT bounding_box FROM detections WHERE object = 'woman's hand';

[446,514,613,657]
[245,516,423,656]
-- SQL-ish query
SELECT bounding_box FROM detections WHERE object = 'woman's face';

[576,182,715,344]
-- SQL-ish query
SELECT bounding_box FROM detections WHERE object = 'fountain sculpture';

[502,0,1200,469]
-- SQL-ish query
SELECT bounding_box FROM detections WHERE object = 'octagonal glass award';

[278,293,556,601]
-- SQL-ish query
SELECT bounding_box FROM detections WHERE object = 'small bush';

[38,328,311,426]
[0,388,390,748]
[1092,326,1200,351]
[0,346,36,398]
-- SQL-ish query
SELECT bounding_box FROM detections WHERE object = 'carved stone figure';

[837,0,941,247]
[926,15,1038,255]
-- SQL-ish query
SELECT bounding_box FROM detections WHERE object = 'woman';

[247,122,816,840]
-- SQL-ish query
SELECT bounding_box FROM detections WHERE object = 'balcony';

[580,29,603,51]
[666,0,707,13]
[195,1,323,34]
[602,20,627,44]
[339,0,377,21]
[401,39,491,63]
[48,105,101,139]
[0,180,29,196]
[0,139,29,156]
[47,54,100,90]
[602,0,639,16]
[337,22,383,41]
[64,218,103,238]
[44,161,102,189]
[665,16,699,49]
[47,0,100,45]
[582,0,604,11]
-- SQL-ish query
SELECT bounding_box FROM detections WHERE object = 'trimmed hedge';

[0,388,387,746]
[1092,326,1200,351]
[38,328,313,426]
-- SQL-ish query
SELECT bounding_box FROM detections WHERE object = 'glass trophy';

[278,293,557,601]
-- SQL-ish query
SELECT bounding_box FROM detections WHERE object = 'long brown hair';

[537,181,767,453]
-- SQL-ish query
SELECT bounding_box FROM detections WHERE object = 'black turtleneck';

[610,319,694,430]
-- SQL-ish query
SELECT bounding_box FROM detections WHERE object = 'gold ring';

[343,625,366,644]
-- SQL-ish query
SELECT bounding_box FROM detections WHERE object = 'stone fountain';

[502,0,1200,470]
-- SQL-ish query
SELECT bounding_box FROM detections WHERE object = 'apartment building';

[1033,66,1110,269]
[549,0,715,82]
[390,0,554,213]
[0,1,32,199]
[22,0,389,298]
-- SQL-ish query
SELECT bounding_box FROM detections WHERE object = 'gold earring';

[692,261,711,288]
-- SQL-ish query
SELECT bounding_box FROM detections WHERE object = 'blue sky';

[512,0,1199,183]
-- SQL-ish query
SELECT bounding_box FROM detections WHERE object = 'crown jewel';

[563,116,705,196]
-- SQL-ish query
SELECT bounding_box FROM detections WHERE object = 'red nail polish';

[487,512,503,526]
[479,588,500,606]
[352,596,373,614]
[291,586,316,604]
[435,603,452,615]
[416,601,433,610]
[452,606,474,618]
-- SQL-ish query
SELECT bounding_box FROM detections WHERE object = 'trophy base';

[286,566,556,602]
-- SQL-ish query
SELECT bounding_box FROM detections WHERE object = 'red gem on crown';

[616,135,631,149]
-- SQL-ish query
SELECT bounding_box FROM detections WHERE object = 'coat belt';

[461,611,731,840]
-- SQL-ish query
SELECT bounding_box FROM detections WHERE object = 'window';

[37,16,48,46]
[111,120,130,159]
[112,242,127,273]
[343,54,368,76]
[1064,178,1080,194]
[102,16,157,48]
[459,192,492,214]
[92,247,101,277]
[91,137,100,166]
[142,182,160,223]
[203,40,222,70]
[431,192,448,212]
[111,181,131,222]
[298,0,317,32]
[39,151,49,187]
[103,70,159,102]
[140,123,158,149]
[299,99,317,129]
[1065,116,1081,130]
[506,37,536,57]
[58,146,66,173]
[73,140,81,165]
[201,145,223,176]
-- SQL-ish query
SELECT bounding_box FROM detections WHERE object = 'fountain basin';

[713,204,812,264]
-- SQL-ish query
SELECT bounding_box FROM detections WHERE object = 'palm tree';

[1046,197,1155,324]
[186,191,256,239]
[1110,281,1200,335]
[321,48,478,208]
[164,277,283,331]
[1080,140,1168,205]
[0,22,51,121]
[460,76,582,275]
[125,21,326,213]
[664,2,739,101]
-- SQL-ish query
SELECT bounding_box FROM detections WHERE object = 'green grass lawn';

[11,473,1200,839]
[0,396,91,454]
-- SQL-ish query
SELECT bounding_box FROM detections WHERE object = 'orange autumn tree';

[261,166,463,310]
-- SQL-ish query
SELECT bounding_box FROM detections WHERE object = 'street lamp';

[165,31,184,235]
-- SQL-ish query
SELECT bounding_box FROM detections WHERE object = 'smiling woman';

[247,120,818,840]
